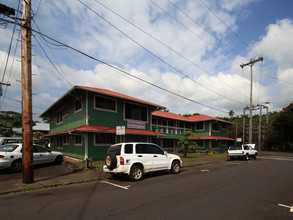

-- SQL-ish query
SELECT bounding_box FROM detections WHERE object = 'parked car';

[227,144,258,160]
[0,143,63,172]
[103,142,182,181]
[0,137,22,145]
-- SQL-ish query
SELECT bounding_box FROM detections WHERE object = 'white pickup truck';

[227,144,258,160]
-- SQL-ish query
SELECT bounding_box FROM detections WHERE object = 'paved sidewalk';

[0,156,227,195]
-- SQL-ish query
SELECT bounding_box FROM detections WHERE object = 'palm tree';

[229,110,235,118]
[178,131,199,157]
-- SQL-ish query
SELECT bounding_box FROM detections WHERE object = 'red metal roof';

[42,125,165,137]
[152,111,190,121]
[77,86,166,109]
[187,114,234,124]
[190,136,235,141]
[152,111,233,125]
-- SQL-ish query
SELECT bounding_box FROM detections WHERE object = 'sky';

[0,0,293,121]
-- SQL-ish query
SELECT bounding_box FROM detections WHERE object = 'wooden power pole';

[21,0,34,184]
[240,57,263,144]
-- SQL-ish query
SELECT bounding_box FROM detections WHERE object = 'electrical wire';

[79,0,245,106]
[32,28,229,113]
[199,0,260,57]
[33,34,73,88]
[167,0,247,62]
[95,0,247,101]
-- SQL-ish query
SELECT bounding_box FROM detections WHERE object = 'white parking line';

[101,181,131,190]
[278,203,293,213]
[263,157,293,162]
[201,169,210,172]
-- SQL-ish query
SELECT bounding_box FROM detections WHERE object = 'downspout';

[86,91,89,126]
[85,91,89,162]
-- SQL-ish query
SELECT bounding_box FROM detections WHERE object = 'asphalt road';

[1,155,293,220]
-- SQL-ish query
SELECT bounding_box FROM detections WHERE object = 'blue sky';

[0,0,293,120]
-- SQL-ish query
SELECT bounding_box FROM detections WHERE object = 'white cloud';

[1,0,292,121]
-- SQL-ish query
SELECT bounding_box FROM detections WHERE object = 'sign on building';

[116,126,125,135]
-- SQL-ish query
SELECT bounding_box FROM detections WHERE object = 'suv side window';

[108,144,121,155]
[124,144,133,154]
[149,144,164,155]
[136,144,149,154]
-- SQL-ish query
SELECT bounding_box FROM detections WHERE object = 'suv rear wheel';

[105,153,117,170]
[130,165,143,181]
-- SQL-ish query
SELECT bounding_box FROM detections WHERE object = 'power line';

[199,0,260,57]
[32,18,73,87]
[166,0,248,63]
[94,0,247,102]
[32,28,229,114]
[33,34,73,87]
[79,0,245,106]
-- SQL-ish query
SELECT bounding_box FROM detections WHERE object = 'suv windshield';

[229,145,242,150]
[108,144,121,155]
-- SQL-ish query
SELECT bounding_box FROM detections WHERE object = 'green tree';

[273,103,293,152]
[228,110,235,118]
[178,131,199,157]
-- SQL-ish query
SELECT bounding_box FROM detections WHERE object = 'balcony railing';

[152,125,191,135]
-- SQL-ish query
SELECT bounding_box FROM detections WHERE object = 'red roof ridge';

[76,85,165,109]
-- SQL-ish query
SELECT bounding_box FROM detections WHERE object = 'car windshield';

[108,144,121,155]
[229,145,242,150]
[0,144,18,152]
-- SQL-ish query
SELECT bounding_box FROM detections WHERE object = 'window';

[63,106,69,117]
[185,123,191,129]
[57,110,63,124]
[136,144,148,154]
[108,144,121,155]
[75,97,82,112]
[125,135,147,142]
[33,145,49,153]
[95,133,115,145]
[63,135,69,145]
[75,135,83,145]
[196,122,204,131]
[57,136,63,149]
[211,141,219,149]
[221,123,227,130]
[57,106,69,124]
[95,95,116,112]
[149,144,164,155]
[124,144,133,154]
[212,122,220,131]
[125,103,147,122]
[196,140,204,148]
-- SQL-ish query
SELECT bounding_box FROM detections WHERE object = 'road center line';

[101,181,131,190]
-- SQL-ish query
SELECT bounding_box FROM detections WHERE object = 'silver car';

[0,143,63,172]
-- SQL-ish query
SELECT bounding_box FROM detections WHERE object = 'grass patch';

[79,161,104,171]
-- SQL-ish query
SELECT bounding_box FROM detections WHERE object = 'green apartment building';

[41,85,234,161]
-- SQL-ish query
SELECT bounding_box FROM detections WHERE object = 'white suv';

[228,144,258,160]
[103,142,182,181]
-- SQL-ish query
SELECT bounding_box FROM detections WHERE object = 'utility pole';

[240,57,263,144]
[21,0,34,184]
